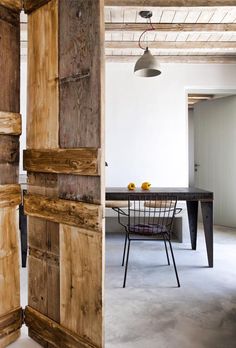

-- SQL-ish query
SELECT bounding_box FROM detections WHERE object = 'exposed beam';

[105,1,236,6]
[188,94,214,99]
[20,22,236,33]
[105,23,236,32]
[106,55,236,63]
[106,41,236,49]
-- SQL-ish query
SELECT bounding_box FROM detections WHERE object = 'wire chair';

[118,195,180,288]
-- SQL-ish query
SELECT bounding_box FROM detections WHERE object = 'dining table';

[106,187,214,267]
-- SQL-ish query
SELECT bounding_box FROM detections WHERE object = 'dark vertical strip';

[186,200,199,250]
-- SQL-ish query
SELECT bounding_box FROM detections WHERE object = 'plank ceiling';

[20,1,236,64]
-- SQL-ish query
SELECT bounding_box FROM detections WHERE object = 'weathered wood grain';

[24,193,102,232]
[58,175,101,204]
[0,1,20,344]
[0,136,19,164]
[0,184,21,208]
[107,41,236,50]
[27,2,59,336]
[27,173,60,328]
[0,0,22,11]
[59,0,102,149]
[106,22,236,32]
[0,9,19,113]
[0,112,21,135]
[105,0,236,5]
[0,135,19,184]
[0,307,23,339]
[0,4,19,25]
[25,306,99,348]
[24,148,101,176]
[0,207,20,317]
[0,330,20,347]
[60,225,103,347]
[23,0,51,13]
[27,0,58,149]
[58,0,104,204]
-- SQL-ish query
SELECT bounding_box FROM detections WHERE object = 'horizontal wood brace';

[0,184,21,208]
[0,0,22,12]
[0,111,21,135]
[29,247,59,265]
[24,306,99,348]
[0,307,23,339]
[24,193,102,232]
[60,71,91,84]
[23,0,50,13]
[23,148,100,176]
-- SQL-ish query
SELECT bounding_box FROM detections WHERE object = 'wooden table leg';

[201,201,213,267]
[187,201,198,250]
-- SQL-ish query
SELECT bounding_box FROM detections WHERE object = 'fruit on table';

[141,182,151,190]
[128,182,136,190]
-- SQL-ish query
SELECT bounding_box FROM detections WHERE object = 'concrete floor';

[9,224,236,348]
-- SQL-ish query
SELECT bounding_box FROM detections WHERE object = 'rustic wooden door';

[0,0,22,347]
[23,1,105,347]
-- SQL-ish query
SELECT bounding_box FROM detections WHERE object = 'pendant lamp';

[134,11,161,78]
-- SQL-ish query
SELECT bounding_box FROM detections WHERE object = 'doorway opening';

[188,90,236,228]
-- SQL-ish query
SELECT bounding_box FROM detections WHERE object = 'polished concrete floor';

[9,224,236,348]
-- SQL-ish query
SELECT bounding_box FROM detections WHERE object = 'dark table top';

[106,187,213,201]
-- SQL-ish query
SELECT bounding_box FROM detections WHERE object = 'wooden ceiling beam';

[105,0,236,6]
[105,23,236,32]
[106,41,236,49]
[106,55,236,63]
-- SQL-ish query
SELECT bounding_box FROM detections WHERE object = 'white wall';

[20,61,236,188]
[20,59,27,175]
[194,95,236,227]
[105,63,236,187]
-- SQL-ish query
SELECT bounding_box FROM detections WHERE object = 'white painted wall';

[194,95,236,227]
[105,63,236,187]
[20,59,27,175]
[20,61,236,192]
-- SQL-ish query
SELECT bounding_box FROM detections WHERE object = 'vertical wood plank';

[0,4,21,346]
[27,173,60,325]
[60,225,103,346]
[0,5,20,113]
[0,208,20,317]
[27,0,58,150]
[59,1,105,347]
[59,0,104,204]
[27,2,60,345]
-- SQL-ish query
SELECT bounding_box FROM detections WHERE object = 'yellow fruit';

[128,182,136,190]
[141,182,151,190]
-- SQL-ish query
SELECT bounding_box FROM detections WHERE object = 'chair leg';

[163,235,170,265]
[122,233,128,266]
[123,240,131,288]
[168,240,180,288]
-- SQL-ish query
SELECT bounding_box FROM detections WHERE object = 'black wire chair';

[116,195,181,288]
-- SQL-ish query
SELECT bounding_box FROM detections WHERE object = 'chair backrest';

[127,195,177,236]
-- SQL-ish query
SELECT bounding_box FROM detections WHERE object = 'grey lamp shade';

[134,48,161,77]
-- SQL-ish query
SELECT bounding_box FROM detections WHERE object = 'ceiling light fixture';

[134,11,161,78]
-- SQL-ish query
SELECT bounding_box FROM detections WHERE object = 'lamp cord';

[138,18,155,51]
